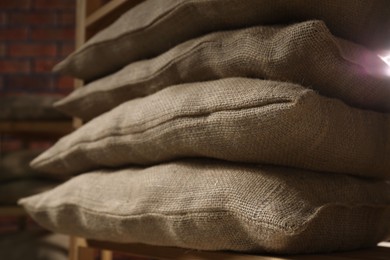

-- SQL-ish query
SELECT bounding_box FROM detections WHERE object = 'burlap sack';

[54,21,390,120]
[31,78,390,178]
[53,0,390,80]
[19,159,390,254]
[0,95,68,120]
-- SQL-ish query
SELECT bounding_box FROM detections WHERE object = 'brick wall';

[0,0,76,95]
[0,0,76,153]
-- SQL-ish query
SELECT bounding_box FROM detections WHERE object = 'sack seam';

[22,202,390,235]
[33,98,298,167]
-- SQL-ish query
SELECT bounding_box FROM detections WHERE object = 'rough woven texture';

[53,0,390,80]
[54,21,390,120]
[31,78,390,178]
[0,95,68,120]
[19,159,390,254]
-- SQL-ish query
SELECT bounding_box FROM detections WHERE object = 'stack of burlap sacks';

[0,95,68,205]
[19,0,390,254]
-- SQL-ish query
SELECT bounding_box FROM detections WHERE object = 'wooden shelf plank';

[77,238,390,260]
[86,0,105,16]
[0,206,25,217]
[85,0,128,28]
[0,121,73,136]
[85,0,143,38]
[82,238,291,260]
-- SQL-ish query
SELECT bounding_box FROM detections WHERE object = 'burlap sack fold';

[53,0,390,80]
[30,78,390,178]
[54,21,390,120]
[19,159,390,254]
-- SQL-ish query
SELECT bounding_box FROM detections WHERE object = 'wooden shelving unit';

[0,121,70,229]
[85,0,142,38]
[0,119,71,217]
[69,237,390,260]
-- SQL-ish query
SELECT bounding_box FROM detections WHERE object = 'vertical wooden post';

[69,236,98,260]
[75,0,86,50]
[78,247,96,260]
[73,0,87,129]
[68,236,78,260]
[86,0,104,16]
[101,250,113,260]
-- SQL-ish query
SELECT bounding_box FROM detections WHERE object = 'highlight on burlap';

[53,0,390,81]
[30,78,390,178]
[54,20,390,121]
[19,159,390,254]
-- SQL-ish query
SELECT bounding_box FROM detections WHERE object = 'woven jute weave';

[54,21,390,120]
[54,0,390,80]
[20,159,390,254]
[31,78,390,178]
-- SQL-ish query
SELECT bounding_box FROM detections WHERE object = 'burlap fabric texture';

[54,21,390,121]
[19,159,390,254]
[31,78,390,178]
[53,0,390,80]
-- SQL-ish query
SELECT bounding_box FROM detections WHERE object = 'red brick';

[29,141,54,150]
[56,76,74,91]
[34,59,59,73]
[7,75,53,91]
[34,0,75,9]
[0,12,6,25]
[58,11,75,26]
[0,0,31,9]
[0,60,30,73]
[9,43,57,57]
[60,43,75,57]
[0,28,28,40]
[1,139,23,152]
[31,28,74,41]
[0,44,5,57]
[8,12,56,25]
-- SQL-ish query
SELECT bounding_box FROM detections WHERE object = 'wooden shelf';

[0,120,73,137]
[85,0,143,38]
[70,237,390,260]
[0,206,25,217]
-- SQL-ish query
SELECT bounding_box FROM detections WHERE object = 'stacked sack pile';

[19,0,390,254]
[0,95,68,205]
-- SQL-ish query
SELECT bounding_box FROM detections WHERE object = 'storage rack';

[0,120,72,223]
